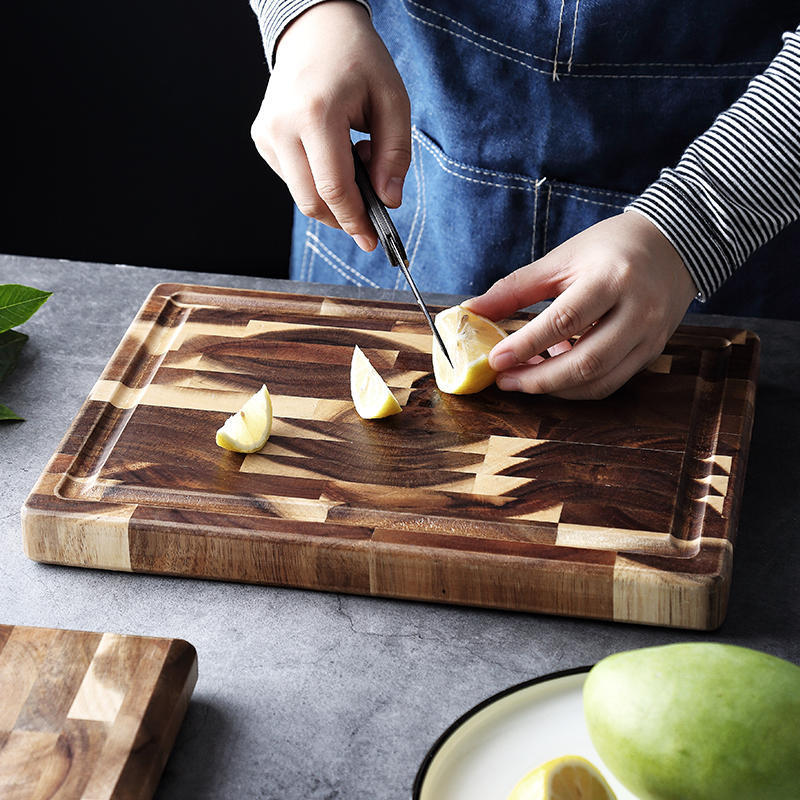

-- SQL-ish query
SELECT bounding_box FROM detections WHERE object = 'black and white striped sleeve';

[249,0,372,69]
[627,25,800,302]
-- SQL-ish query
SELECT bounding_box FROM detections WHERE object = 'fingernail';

[353,234,374,252]
[490,350,517,371]
[382,177,403,207]
[497,375,520,392]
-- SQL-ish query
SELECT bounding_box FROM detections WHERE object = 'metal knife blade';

[351,144,454,368]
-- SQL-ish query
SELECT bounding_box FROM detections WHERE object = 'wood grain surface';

[22,283,759,629]
[0,624,197,799]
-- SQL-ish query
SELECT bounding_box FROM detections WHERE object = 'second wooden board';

[22,284,759,629]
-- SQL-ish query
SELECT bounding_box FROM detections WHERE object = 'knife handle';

[351,143,408,266]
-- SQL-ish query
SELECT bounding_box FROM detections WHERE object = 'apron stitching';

[551,180,637,199]
[402,3,763,78]
[402,0,551,64]
[413,127,542,184]
[552,0,567,81]
[567,0,581,73]
[405,11,553,76]
[531,177,547,261]
[551,190,627,210]
[306,233,382,288]
[414,133,537,191]
[403,136,423,289]
[572,59,768,68]
[543,184,553,254]
[300,216,313,282]
[408,137,429,272]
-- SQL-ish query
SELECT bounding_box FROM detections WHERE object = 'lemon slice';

[215,384,272,452]
[432,305,508,394]
[507,755,617,800]
[350,345,402,419]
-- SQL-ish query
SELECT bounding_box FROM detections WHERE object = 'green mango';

[583,643,800,800]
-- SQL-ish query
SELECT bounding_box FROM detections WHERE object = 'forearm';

[249,0,372,68]
[628,24,800,301]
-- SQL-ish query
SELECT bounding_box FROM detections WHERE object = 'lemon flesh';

[432,305,508,394]
[350,345,402,419]
[215,384,273,453]
[508,755,617,800]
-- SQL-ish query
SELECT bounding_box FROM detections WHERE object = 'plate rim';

[411,664,593,799]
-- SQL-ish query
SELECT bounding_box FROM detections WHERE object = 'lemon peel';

[350,345,402,419]
[215,384,273,453]
[507,755,616,800]
[432,305,508,394]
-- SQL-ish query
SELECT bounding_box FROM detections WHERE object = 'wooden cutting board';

[0,623,196,799]
[22,283,759,630]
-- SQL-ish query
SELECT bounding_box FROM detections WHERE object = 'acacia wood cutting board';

[0,624,196,799]
[22,283,759,630]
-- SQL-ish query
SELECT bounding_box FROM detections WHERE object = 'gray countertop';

[2,253,799,799]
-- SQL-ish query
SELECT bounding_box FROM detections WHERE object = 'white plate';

[413,667,637,800]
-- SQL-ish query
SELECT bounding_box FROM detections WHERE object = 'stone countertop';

[2,253,799,799]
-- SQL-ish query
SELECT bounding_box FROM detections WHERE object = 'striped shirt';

[250,1,800,303]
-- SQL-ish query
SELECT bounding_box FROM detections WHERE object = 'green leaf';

[0,403,24,421]
[0,284,52,334]
[0,329,28,384]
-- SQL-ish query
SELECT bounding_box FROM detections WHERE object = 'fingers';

[501,339,653,400]
[488,277,617,370]
[462,260,562,322]
[368,89,411,208]
[302,126,377,250]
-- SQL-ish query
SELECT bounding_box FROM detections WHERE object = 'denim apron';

[289,0,799,319]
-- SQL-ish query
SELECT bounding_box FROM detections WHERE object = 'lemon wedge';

[507,755,617,800]
[350,345,402,419]
[432,304,508,394]
[215,384,273,452]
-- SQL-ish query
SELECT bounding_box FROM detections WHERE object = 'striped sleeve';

[627,24,800,301]
[249,0,372,69]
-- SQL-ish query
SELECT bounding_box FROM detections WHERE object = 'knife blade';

[351,143,454,368]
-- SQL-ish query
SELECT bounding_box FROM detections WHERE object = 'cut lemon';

[507,755,616,800]
[215,384,272,453]
[350,345,402,419]
[432,304,508,394]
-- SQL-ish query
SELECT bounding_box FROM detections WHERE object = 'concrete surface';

[1,254,798,799]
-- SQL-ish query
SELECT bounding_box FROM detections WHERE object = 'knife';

[351,143,454,368]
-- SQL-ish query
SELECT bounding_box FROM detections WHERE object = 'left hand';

[462,211,698,400]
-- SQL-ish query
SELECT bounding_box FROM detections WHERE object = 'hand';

[250,0,411,252]
[462,211,698,400]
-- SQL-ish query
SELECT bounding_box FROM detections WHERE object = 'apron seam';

[407,135,429,279]
[402,0,552,65]
[551,190,627,209]
[402,1,763,78]
[567,0,581,73]
[552,0,566,80]
[413,129,538,190]
[306,232,382,288]
[403,134,424,289]
[543,184,553,255]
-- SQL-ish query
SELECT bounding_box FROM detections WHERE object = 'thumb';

[463,252,565,321]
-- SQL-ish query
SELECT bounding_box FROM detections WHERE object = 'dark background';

[2,2,293,278]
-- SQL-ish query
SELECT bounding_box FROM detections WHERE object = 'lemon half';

[507,755,616,800]
[215,384,273,453]
[350,345,402,419]
[432,305,508,394]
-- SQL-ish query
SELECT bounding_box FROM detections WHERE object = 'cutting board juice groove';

[22,284,759,629]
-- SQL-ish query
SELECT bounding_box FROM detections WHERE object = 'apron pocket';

[540,180,636,257]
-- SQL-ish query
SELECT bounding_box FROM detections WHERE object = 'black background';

[2,2,292,278]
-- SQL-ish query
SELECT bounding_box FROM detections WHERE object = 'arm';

[466,24,800,400]
[248,0,411,252]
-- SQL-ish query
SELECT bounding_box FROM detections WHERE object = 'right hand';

[251,0,411,252]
